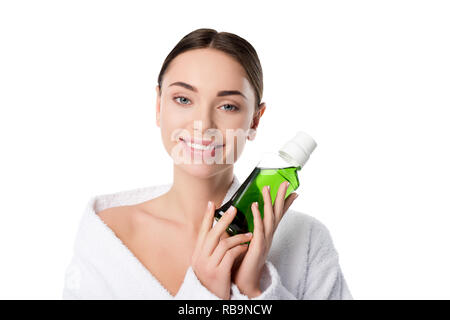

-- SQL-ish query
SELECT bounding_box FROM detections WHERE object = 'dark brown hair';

[157,28,263,111]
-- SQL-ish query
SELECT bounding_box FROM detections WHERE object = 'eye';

[173,96,191,105]
[173,96,239,112]
[219,104,239,112]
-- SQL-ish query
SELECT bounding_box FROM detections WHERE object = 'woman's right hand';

[191,201,253,300]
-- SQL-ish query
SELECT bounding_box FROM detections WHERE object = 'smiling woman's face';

[155,48,262,178]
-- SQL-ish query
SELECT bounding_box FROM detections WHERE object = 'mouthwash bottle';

[215,131,317,236]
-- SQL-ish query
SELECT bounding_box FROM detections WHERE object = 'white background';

[1,0,449,299]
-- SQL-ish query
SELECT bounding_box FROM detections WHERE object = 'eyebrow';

[168,81,247,100]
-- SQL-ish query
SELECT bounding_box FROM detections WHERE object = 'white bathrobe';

[62,174,353,300]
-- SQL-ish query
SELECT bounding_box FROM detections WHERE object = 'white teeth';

[184,140,214,150]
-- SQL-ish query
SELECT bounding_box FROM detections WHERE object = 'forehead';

[163,48,253,96]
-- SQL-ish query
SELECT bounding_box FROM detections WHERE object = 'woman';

[62,28,353,300]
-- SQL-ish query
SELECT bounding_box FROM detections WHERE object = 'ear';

[248,102,266,141]
[155,85,161,127]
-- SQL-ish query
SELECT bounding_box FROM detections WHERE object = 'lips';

[179,137,224,150]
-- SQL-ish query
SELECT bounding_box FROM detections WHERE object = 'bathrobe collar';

[73,173,241,298]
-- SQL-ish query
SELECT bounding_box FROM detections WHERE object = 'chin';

[176,162,232,179]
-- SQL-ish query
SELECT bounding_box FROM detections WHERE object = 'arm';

[174,266,223,300]
[62,259,82,300]
[230,260,297,300]
[301,220,353,300]
[62,257,115,300]
[230,220,353,300]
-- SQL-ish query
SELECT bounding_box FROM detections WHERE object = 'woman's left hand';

[230,181,299,298]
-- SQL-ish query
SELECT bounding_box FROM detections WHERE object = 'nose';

[190,105,216,135]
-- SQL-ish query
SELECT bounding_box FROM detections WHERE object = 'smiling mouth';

[179,137,225,151]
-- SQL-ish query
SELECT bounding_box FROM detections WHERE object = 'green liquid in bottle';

[214,164,301,236]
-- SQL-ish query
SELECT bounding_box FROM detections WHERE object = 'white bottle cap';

[278,131,317,167]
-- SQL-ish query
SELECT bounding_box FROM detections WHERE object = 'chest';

[123,216,197,297]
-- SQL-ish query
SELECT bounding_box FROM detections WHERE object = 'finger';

[210,232,253,266]
[251,201,264,242]
[262,185,274,238]
[219,229,230,242]
[220,244,249,272]
[274,181,290,225]
[195,201,215,250]
[282,192,298,215]
[231,251,245,281]
[217,230,230,251]
[203,205,237,256]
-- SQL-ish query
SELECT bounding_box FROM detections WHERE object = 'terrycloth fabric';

[62,174,353,300]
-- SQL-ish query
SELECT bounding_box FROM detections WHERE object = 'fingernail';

[266,185,270,192]
[294,193,298,199]
[208,201,212,209]
[245,232,253,237]
[253,201,258,207]
[226,206,235,214]
[286,181,290,188]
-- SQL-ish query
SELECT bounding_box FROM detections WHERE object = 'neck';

[165,165,235,235]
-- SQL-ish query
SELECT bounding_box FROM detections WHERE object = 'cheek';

[159,101,185,130]
[159,111,186,153]
[219,110,254,129]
